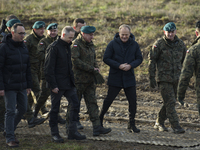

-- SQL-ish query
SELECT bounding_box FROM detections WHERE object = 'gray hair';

[119,24,131,32]
[61,26,75,36]
[11,23,24,33]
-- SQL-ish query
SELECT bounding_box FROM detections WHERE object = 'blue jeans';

[4,90,27,143]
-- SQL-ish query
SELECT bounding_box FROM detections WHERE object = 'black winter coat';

[103,33,143,88]
[0,34,32,90]
[44,37,75,90]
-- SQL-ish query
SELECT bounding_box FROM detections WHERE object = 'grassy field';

[0,0,200,149]
[1,0,200,76]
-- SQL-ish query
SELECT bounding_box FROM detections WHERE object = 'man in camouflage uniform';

[148,22,186,134]
[34,23,65,124]
[23,21,46,127]
[72,18,86,40]
[0,16,20,132]
[177,21,200,115]
[70,26,111,136]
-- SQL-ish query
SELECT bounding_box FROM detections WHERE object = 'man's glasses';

[17,32,26,35]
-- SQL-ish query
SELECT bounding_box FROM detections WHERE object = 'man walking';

[70,25,111,136]
[148,22,186,133]
[0,23,32,147]
[99,24,143,133]
[45,26,86,142]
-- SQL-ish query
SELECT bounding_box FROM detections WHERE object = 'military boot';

[68,130,86,140]
[154,122,168,132]
[172,125,185,134]
[128,119,140,133]
[76,121,84,129]
[93,125,112,136]
[28,117,46,128]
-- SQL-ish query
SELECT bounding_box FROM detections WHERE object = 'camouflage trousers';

[0,96,5,124]
[28,62,41,105]
[66,82,100,127]
[157,81,180,127]
[35,79,51,114]
[24,62,41,121]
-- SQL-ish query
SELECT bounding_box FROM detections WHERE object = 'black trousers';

[49,87,79,135]
[101,85,137,119]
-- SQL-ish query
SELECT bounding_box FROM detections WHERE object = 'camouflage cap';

[196,21,200,28]
[46,23,57,30]
[163,22,176,31]
[6,19,21,27]
[32,21,45,29]
[81,26,96,33]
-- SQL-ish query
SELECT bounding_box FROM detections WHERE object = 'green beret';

[6,19,21,27]
[81,26,96,33]
[163,22,176,31]
[32,21,45,29]
[46,23,57,30]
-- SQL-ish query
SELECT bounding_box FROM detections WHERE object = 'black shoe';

[28,117,46,128]
[77,121,84,129]
[0,123,4,132]
[68,131,86,140]
[93,125,112,136]
[58,115,66,124]
[172,126,185,134]
[128,125,140,133]
[52,134,64,143]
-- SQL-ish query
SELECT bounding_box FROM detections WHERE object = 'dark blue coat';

[0,34,32,91]
[103,33,143,88]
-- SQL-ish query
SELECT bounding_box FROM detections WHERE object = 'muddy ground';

[0,76,199,150]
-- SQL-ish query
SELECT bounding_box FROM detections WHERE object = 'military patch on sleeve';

[40,42,44,45]
[24,40,26,43]
[187,50,190,53]
[74,45,77,47]
[154,45,157,48]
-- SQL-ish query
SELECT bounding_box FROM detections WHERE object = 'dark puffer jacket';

[0,34,32,91]
[103,33,143,88]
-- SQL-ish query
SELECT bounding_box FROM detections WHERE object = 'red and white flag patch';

[73,45,77,47]
[40,42,44,45]
[24,40,26,43]
[187,50,190,53]
[154,45,157,48]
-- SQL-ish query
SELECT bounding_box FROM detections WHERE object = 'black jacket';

[44,37,75,90]
[0,34,32,90]
[103,33,143,88]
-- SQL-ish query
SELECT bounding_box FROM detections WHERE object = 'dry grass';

[0,0,199,77]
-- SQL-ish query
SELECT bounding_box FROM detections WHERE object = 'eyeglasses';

[17,32,26,35]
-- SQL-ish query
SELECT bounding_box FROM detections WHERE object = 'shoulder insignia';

[154,45,157,48]
[187,50,190,53]
[40,42,44,45]
[73,45,77,47]
[24,40,26,43]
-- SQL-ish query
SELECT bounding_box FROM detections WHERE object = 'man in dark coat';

[45,26,86,143]
[0,23,32,147]
[99,24,143,133]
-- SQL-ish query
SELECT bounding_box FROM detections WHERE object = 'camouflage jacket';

[177,38,200,100]
[37,35,57,62]
[148,35,186,83]
[191,36,200,46]
[37,35,57,79]
[71,33,98,84]
[24,30,44,64]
